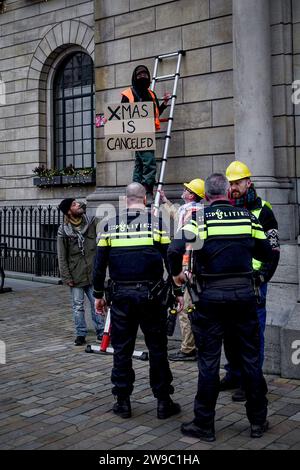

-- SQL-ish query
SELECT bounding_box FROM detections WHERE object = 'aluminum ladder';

[150,50,185,211]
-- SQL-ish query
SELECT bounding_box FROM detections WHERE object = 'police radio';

[166,308,178,336]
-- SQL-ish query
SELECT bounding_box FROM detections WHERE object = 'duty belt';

[201,276,253,289]
[111,279,161,290]
[113,279,158,285]
[111,278,173,303]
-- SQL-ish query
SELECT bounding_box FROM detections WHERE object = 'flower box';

[33,176,62,187]
[62,174,96,186]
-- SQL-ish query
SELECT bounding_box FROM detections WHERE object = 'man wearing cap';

[220,162,280,401]
[57,198,104,346]
[159,179,205,361]
[121,64,171,204]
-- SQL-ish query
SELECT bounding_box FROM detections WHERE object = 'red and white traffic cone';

[85,307,148,360]
[100,308,111,352]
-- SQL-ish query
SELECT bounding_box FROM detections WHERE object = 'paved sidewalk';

[0,281,300,450]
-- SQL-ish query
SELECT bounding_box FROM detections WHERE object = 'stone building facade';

[0,0,95,203]
[0,0,300,377]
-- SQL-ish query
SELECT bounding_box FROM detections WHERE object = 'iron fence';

[0,206,63,277]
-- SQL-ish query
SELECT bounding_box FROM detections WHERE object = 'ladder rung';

[159,94,176,99]
[156,51,183,59]
[154,73,176,81]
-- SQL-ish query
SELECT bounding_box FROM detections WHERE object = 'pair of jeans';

[70,285,104,337]
[224,283,268,380]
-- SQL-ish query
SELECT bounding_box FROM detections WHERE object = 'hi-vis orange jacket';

[121,87,161,130]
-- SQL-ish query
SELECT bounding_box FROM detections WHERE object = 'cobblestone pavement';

[0,280,300,450]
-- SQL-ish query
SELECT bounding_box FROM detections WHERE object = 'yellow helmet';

[226,161,252,182]
[183,178,205,199]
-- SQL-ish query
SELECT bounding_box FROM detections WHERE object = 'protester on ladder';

[93,182,183,420]
[57,198,105,346]
[220,161,280,402]
[121,65,171,205]
[159,179,205,361]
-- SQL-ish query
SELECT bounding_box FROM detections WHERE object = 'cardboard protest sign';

[104,102,156,152]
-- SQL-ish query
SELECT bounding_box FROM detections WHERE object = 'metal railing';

[0,206,62,277]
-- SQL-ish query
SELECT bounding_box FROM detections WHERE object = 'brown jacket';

[57,215,98,287]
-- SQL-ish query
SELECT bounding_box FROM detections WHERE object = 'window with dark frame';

[53,52,95,170]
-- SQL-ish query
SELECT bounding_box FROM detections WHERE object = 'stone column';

[280,236,300,379]
[233,0,275,179]
[233,1,300,379]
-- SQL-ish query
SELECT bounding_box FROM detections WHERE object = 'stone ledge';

[5,271,62,285]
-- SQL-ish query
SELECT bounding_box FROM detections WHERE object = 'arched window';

[53,52,95,170]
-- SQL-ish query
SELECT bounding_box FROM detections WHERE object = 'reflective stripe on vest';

[252,199,272,271]
[97,227,170,248]
[121,87,161,130]
[182,212,266,242]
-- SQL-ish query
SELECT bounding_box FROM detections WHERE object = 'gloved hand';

[163,92,171,105]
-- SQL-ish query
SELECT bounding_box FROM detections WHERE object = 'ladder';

[150,50,185,211]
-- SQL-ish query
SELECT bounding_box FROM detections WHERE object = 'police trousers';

[224,282,268,377]
[110,283,174,399]
[190,283,268,430]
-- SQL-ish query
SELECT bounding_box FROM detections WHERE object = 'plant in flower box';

[62,166,96,185]
[33,166,62,187]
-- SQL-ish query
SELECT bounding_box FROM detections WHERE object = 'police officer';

[221,161,280,401]
[168,173,272,442]
[93,183,182,420]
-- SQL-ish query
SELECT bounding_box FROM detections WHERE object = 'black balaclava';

[131,65,151,101]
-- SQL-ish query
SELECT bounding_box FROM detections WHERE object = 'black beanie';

[58,198,75,215]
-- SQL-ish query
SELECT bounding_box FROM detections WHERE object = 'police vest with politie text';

[168,201,270,286]
[93,209,170,299]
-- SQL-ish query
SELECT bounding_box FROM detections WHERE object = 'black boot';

[112,397,131,419]
[181,421,216,442]
[250,421,269,438]
[74,336,86,346]
[219,375,240,391]
[157,397,181,419]
[232,387,246,402]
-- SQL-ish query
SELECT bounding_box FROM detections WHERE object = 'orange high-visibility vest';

[121,87,161,130]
